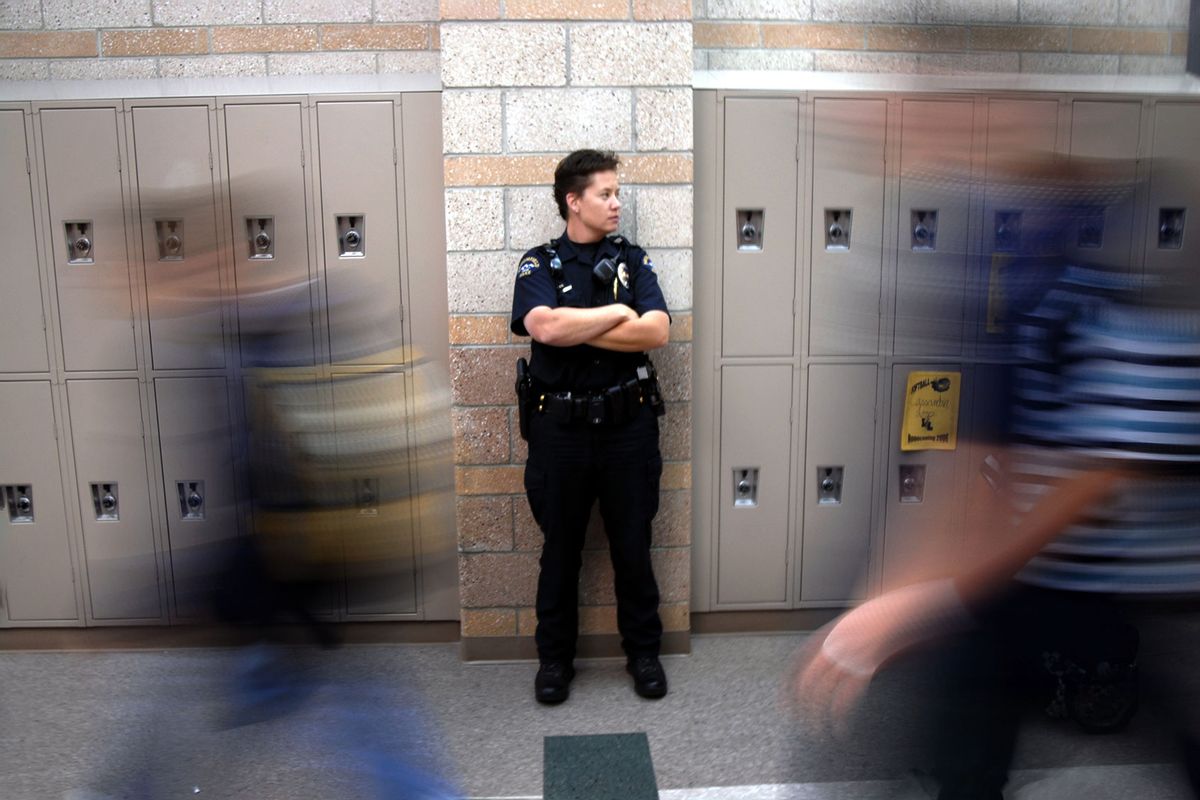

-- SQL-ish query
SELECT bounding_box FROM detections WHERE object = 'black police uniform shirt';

[511,233,669,393]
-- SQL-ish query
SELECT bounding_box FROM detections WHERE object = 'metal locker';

[224,103,316,368]
[67,379,161,621]
[894,99,973,357]
[0,382,78,622]
[132,105,224,370]
[1145,103,1200,274]
[40,107,137,372]
[1066,101,1141,271]
[0,111,51,374]
[716,365,793,606]
[154,377,237,617]
[809,98,887,356]
[721,97,799,358]
[800,364,877,603]
[331,371,417,615]
[316,101,405,366]
[978,98,1060,352]
[881,365,969,591]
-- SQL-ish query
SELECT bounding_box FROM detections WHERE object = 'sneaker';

[626,655,668,699]
[534,660,575,704]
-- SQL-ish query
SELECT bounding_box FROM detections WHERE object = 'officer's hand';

[608,303,638,322]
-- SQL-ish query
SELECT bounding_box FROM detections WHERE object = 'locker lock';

[733,467,759,508]
[736,209,764,251]
[337,215,365,258]
[155,219,185,261]
[824,209,852,250]
[247,217,275,260]
[911,210,938,251]
[1159,208,1186,250]
[4,484,34,523]
[899,464,926,504]
[177,480,205,520]
[816,466,844,505]
[65,221,94,264]
[90,482,119,521]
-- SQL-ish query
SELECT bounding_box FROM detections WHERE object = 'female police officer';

[511,149,671,704]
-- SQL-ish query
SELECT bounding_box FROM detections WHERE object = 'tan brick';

[652,547,690,602]
[506,0,628,19]
[867,24,967,52]
[1072,27,1169,55]
[579,605,618,634]
[445,155,560,187]
[461,607,517,636]
[662,461,690,490]
[634,0,691,20]
[460,552,539,606]
[322,23,432,50]
[441,0,500,18]
[213,25,318,53]
[669,312,692,342]
[517,606,538,635]
[0,31,96,58]
[431,25,440,49]
[510,408,528,462]
[514,495,542,551]
[654,341,691,402]
[580,551,617,604]
[457,495,515,551]
[450,345,519,405]
[456,465,525,495]
[659,402,691,462]
[660,601,689,631]
[694,22,760,48]
[454,406,511,465]
[762,23,864,50]
[620,154,693,184]
[1171,30,1188,57]
[450,314,510,345]
[968,24,1069,52]
[652,489,690,547]
[102,28,207,57]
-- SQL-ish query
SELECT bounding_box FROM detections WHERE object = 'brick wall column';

[439,0,694,660]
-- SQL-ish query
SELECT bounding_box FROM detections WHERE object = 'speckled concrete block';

[153,0,262,26]
[658,403,691,462]
[450,345,521,405]
[917,0,1017,23]
[0,59,48,79]
[442,89,503,154]
[505,88,633,153]
[635,88,691,152]
[651,489,690,547]
[693,49,708,69]
[445,188,505,251]
[457,495,515,552]
[49,58,159,80]
[0,0,40,30]
[0,31,96,58]
[376,0,440,21]
[1021,53,1119,74]
[507,186,563,250]
[569,23,692,87]
[918,52,1020,73]
[1119,54,1187,74]
[705,0,810,20]
[514,496,542,551]
[651,547,690,602]
[654,341,691,402]
[212,25,318,53]
[645,248,691,311]
[1121,0,1189,26]
[454,406,511,464]
[814,50,919,71]
[446,251,517,313]
[460,607,518,636]
[637,186,692,249]
[268,52,377,75]
[158,54,269,77]
[867,24,965,51]
[708,48,816,70]
[456,464,525,494]
[1020,0,1118,25]
[459,552,539,606]
[813,0,915,22]
[264,0,371,23]
[43,0,151,29]
[377,50,440,73]
[102,29,208,57]
[970,25,1069,52]
[441,23,566,88]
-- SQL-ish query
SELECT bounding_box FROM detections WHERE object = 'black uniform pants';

[524,403,664,663]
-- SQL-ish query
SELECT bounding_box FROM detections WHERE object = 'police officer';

[511,149,671,704]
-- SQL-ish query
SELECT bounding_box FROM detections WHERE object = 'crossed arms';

[523,304,670,352]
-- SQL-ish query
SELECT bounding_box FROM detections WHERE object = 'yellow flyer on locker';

[900,371,961,451]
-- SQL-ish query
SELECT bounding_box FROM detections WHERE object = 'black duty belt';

[536,377,651,426]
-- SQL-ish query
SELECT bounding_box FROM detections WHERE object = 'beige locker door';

[41,108,136,372]
[979,98,1059,350]
[132,105,224,370]
[881,364,968,591]
[721,97,799,358]
[224,103,315,368]
[1066,101,1141,271]
[894,99,973,357]
[1146,103,1200,275]
[331,371,417,615]
[155,376,237,617]
[716,365,792,606]
[0,111,50,373]
[800,364,877,603]
[810,98,887,356]
[316,101,405,366]
[68,379,161,620]
[0,382,77,622]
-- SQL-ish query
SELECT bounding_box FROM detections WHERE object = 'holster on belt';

[515,357,533,440]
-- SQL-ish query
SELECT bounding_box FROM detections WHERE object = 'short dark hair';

[553,149,620,220]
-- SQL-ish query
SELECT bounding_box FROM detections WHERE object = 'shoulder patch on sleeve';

[641,252,654,270]
[517,255,540,279]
